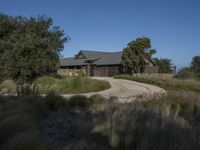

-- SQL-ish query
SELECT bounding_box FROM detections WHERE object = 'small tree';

[121,37,156,73]
[0,14,69,82]
[175,67,194,79]
[191,56,200,78]
[155,58,174,73]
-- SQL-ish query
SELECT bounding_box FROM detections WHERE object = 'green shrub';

[68,95,105,109]
[175,67,194,79]
[68,95,90,108]
[77,69,86,76]
[44,91,68,111]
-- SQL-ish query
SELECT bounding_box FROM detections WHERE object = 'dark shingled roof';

[60,50,123,67]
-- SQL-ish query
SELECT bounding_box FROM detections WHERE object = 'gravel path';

[63,77,165,102]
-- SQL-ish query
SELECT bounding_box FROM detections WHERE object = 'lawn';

[114,74,200,92]
[0,76,111,94]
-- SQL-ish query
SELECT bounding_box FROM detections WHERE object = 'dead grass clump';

[115,74,200,92]
[0,96,55,150]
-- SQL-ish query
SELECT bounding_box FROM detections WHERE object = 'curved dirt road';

[63,77,165,102]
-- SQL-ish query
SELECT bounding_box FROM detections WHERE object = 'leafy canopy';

[191,56,200,78]
[176,55,200,79]
[0,14,69,82]
[121,37,156,73]
[155,58,174,73]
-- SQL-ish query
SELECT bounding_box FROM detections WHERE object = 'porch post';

[86,64,90,76]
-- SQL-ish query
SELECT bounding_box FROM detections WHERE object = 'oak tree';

[0,14,69,82]
[122,37,156,73]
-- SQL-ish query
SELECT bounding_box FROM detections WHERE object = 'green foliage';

[0,13,69,82]
[68,95,90,108]
[44,91,68,111]
[34,76,111,94]
[175,67,194,79]
[191,56,200,79]
[77,68,86,76]
[121,37,156,73]
[155,58,174,73]
[176,55,200,80]
[65,95,106,109]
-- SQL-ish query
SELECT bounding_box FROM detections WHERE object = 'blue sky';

[0,0,200,68]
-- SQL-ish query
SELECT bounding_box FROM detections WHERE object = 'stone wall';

[57,68,86,76]
[143,66,159,74]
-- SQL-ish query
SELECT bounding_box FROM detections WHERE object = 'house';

[59,50,158,76]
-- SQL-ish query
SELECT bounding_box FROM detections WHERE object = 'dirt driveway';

[63,77,165,102]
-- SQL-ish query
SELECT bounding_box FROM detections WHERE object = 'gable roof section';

[80,50,109,58]
[60,50,123,67]
[94,52,123,65]
[60,57,85,66]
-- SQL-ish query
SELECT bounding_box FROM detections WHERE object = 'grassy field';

[1,74,200,149]
[0,76,111,94]
[34,76,111,94]
[115,74,200,92]
[0,91,200,150]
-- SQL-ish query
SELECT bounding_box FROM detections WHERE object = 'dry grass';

[90,91,200,150]
[0,80,16,94]
[0,95,55,150]
[1,91,200,150]
[0,76,111,95]
[34,76,111,94]
[115,74,200,92]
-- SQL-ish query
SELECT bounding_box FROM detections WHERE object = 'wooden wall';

[93,65,120,77]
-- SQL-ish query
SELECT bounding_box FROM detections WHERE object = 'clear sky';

[0,0,200,69]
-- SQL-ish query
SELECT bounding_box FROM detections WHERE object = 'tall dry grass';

[0,95,56,150]
[1,91,200,150]
[34,76,111,94]
[90,91,200,150]
[115,74,200,92]
[0,76,111,95]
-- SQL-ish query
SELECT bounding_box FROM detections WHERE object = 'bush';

[68,95,90,108]
[44,91,68,111]
[77,68,86,76]
[175,67,194,79]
